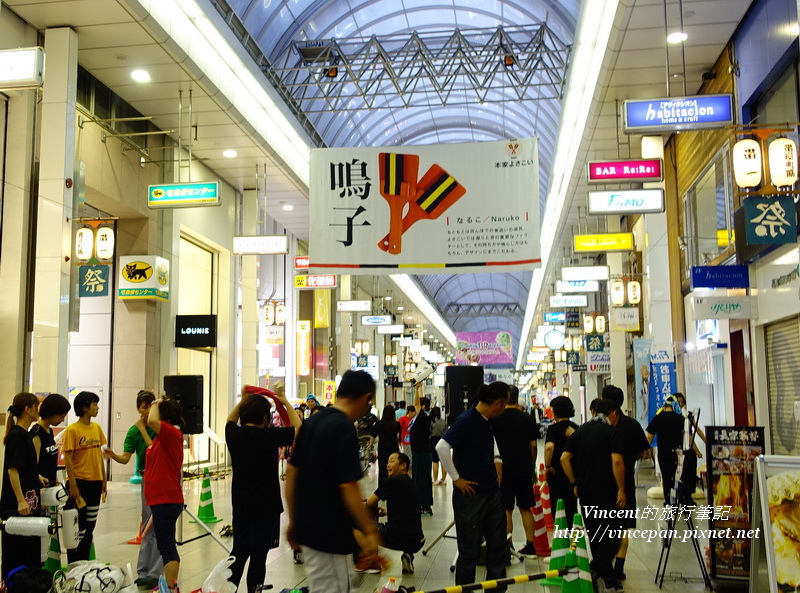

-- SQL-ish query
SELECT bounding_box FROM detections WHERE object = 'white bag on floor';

[201,556,237,593]
[52,561,127,593]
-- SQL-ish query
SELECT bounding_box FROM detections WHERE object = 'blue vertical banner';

[632,338,652,427]
[649,347,677,413]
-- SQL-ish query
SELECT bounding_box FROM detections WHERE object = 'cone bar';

[393,566,570,593]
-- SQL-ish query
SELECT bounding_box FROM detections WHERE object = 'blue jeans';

[452,488,507,591]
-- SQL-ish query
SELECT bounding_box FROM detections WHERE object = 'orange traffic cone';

[127,522,143,545]
[532,484,551,557]
[542,479,554,531]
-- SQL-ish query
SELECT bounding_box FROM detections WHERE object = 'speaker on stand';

[163,375,204,435]
[444,365,484,425]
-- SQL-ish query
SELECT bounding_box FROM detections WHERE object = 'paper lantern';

[75,228,93,261]
[610,280,625,306]
[627,280,642,304]
[768,137,798,187]
[264,302,275,325]
[583,315,594,334]
[95,227,115,260]
[275,303,287,325]
[732,139,762,188]
[595,315,606,334]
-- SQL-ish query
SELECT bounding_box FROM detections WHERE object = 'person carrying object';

[30,393,70,489]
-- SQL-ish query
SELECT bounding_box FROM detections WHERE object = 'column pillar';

[607,217,627,389]
[337,275,353,377]
[30,28,78,395]
[240,190,258,386]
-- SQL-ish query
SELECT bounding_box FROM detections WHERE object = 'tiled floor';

[89,458,715,592]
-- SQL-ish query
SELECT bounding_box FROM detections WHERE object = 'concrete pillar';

[337,275,353,377]
[0,92,36,395]
[30,28,78,395]
[607,216,627,388]
[240,190,258,387]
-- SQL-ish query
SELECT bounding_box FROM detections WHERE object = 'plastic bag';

[52,561,127,593]
[201,556,237,593]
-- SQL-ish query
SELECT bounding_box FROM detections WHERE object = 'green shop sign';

[148,181,221,209]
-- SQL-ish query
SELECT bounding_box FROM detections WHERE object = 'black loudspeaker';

[163,375,204,435]
[445,366,484,425]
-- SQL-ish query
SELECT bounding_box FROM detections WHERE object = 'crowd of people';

[1,376,698,593]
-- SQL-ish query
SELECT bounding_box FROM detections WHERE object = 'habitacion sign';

[623,94,734,133]
[691,265,750,289]
[588,190,665,215]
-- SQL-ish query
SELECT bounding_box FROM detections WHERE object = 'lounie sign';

[623,94,734,133]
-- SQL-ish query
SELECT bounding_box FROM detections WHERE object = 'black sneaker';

[604,578,623,592]
[135,576,159,589]
[614,571,626,581]
[517,543,537,558]
[293,548,304,565]
[401,552,415,574]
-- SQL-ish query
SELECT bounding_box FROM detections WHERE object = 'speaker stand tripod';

[176,504,231,553]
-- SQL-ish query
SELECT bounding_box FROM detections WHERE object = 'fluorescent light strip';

[517,0,620,368]
[389,274,457,347]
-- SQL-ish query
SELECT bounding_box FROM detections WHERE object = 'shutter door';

[765,316,800,455]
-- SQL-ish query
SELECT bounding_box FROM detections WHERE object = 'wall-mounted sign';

[692,296,755,320]
[588,189,665,215]
[175,315,217,348]
[574,233,634,252]
[147,181,221,208]
[295,256,310,269]
[295,274,337,289]
[296,320,311,376]
[377,324,405,335]
[0,47,44,89]
[544,311,566,323]
[623,94,734,133]
[561,266,610,281]
[315,289,330,329]
[78,265,110,297]
[233,235,289,255]
[555,280,600,293]
[361,315,393,326]
[550,295,588,308]
[587,350,611,374]
[691,265,750,289]
[337,300,371,312]
[263,325,284,345]
[587,158,664,183]
[611,307,641,332]
[118,256,169,301]
[743,196,797,245]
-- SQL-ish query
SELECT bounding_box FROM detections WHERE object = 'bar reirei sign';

[587,158,663,183]
[623,94,734,133]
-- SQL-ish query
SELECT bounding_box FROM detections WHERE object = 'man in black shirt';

[646,395,686,504]
[561,398,625,592]
[602,384,650,582]
[491,385,539,557]
[286,371,379,593]
[410,385,433,515]
[355,452,425,574]
[436,381,510,591]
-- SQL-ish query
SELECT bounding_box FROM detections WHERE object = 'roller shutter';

[765,316,800,455]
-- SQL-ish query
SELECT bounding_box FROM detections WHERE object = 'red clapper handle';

[377,164,467,252]
[378,153,420,255]
[243,385,290,427]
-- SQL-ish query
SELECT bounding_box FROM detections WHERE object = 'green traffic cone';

[43,530,61,574]
[541,498,568,587]
[569,513,594,593]
[192,468,222,524]
[89,542,96,561]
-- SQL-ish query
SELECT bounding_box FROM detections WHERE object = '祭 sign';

[309,139,541,274]
[455,331,513,365]
[743,196,797,245]
[588,189,665,214]
[587,158,663,183]
[623,94,734,133]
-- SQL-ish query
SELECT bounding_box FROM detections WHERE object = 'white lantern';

[610,281,625,306]
[95,227,115,260]
[627,280,642,305]
[385,354,391,366]
[595,315,606,334]
[732,138,762,188]
[264,302,275,325]
[75,227,93,261]
[768,137,798,187]
[583,315,594,334]
[354,342,362,355]
[391,354,398,366]
[564,338,572,352]
[275,303,287,325]
[362,341,370,355]
[572,336,583,351]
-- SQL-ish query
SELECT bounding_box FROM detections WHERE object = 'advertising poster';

[706,426,764,579]
[632,338,652,427]
[649,347,677,412]
[455,331,513,365]
[308,139,540,274]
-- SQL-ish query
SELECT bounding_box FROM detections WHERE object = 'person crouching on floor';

[354,452,425,575]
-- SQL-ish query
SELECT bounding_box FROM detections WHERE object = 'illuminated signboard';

[336,300,371,312]
[587,158,663,183]
[623,94,734,133]
[295,274,337,289]
[574,233,634,252]
[555,280,600,293]
[0,47,44,89]
[233,235,289,255]
[148,182,221,208]
[295,256,310,269]
[588,190,665,215]
[544,312,566,323]
[561,266,610,281]
[296,320,311,376]
[550,295,588,308]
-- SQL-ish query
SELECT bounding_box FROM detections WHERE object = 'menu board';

[706,426,764,579]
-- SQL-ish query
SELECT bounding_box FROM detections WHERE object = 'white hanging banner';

[309,139,540,274]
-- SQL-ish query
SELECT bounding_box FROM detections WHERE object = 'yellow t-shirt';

[63,421,107,481]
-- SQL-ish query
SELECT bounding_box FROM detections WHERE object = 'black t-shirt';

[371,420,400,457]
[374,474,423,540]
[1,425,41,518]
[546,420,578,478]
[441,407,497,493]
[564,419,624,506]
[613,413,650,506]
[30,423,59,487]
[491,408,538,477]
[356,413,378,438]
[646,411,684,458]
[226,422,294,517]
[290,407,363,553]
[410,411,431,453]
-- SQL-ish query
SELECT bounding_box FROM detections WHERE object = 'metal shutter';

[765,316,800,455]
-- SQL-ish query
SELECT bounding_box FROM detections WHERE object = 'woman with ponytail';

[1,392,43,579]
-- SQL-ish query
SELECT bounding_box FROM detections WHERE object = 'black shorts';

[500,475,535,511]
[378,523,424,554]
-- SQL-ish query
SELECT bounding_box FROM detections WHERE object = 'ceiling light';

[397,306,404,311]
[384,296,392,300]
[407,315,413,320]
[282,204,294,211]
[223,149,237,158]
[667,32,688,44]
[130,70,151,83]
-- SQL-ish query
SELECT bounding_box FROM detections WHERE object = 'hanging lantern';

[275,303,287,325]
[385,354,391,366]
[354,342,362,356]
[404,363,411,373]
[595,315,606,334]
[391,354,398,366]
[610,280,625,306]
[264,302,275,325]
[627,280,642,305]
[732,138,762,188]
[362,341,370,355]
[564,338,573,352]
[768,137,798,187]
[75,227,94,261]
[583,314,594,334]
[573,335,583,351]
[95,227,115,260]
